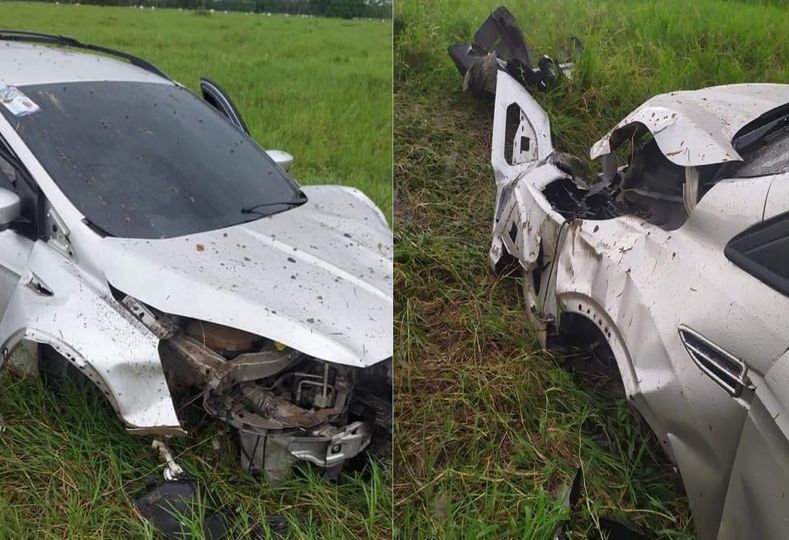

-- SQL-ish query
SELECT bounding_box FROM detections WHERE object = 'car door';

[717,347,789,540]
[200,78,250,134]
[490,69,553,185]
[200,78,294,172]
[716,210,789,540]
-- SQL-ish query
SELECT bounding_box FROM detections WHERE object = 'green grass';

[0,1,392,221]
[0,372,391,538]
[394,0,789,538]
[0,2,391,538]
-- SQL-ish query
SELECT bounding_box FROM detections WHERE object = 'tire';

[37,344,87,392]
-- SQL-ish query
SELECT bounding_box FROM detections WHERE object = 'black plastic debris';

[135,479,294,540]
[553,467,654,540]
[553,466,583,540]
[448,6,583,97]
[135,479,230,540]
[597,518,652,540]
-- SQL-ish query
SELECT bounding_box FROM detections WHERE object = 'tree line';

[24,0,392,19]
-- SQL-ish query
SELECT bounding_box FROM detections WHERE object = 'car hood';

[590,83,789,167]
[100,185,392,368]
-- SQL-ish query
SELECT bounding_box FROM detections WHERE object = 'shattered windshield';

[0,81,303,239]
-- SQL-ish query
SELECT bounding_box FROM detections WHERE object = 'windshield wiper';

[241,194,307,215]
[734,113,789,153]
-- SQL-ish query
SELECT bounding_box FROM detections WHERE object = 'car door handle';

[678,325,754,397]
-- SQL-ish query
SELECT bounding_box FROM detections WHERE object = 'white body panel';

[101,185,393,368]
[590,84,789,166]
[489,71,789,539]
[0,42,171,86]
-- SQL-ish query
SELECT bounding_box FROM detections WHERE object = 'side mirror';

[0,188,20,230]
[266,150,294,172]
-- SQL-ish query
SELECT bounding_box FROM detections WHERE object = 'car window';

[0,81,304,239]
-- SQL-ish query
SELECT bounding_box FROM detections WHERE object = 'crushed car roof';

[590,83,789,167]
[0,41,171,86]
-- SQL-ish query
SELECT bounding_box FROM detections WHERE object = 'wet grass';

[394,0,789,538]
[0,1,392,221]
[0,2,391,539]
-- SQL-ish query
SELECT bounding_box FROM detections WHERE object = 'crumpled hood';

[101,185,392,367]
[590,83,789,166]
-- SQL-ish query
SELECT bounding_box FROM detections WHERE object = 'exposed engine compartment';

[542,137,721,231]
[118,293,391,482]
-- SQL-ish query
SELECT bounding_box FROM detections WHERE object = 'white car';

[0,31,392,483]
[488,70,789,539]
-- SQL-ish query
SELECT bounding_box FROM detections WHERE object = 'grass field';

[0,2,391,539]
[393,0,789,538]
[0,1,392,220]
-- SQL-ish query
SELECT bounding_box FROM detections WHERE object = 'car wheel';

[37,344,87,392]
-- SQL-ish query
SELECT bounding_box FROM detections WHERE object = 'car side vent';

[678,325,752,397]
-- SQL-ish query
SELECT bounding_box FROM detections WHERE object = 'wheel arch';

[555,292,674,461]
[0,242,183,435]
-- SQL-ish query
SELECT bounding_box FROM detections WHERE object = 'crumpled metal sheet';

[448,6,581,97]
[590,84,789,166]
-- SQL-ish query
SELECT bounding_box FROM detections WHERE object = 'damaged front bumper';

[120,292,391,482]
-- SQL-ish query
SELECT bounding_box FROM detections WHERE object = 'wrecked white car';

[488,70,789,539]
[0,31,392,484]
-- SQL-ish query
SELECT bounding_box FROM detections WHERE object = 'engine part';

[239,421,373,483]
[157,318,388,481]
[185,320,259,354]
[152,439,186,482]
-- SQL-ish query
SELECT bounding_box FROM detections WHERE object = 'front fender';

[553,218,749,539]
[0,242,181,434]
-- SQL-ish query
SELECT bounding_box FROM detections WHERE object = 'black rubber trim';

[200,78,250,135]
[0,30,169,80]
[724,210,789,296]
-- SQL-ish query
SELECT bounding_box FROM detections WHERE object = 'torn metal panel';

[590,84,789,166]
[490,70,553,184]
[448,6,582,96]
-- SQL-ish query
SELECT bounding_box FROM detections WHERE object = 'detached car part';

[448,6,582,97]
[0,30,392,486]
[469,58,789,538]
